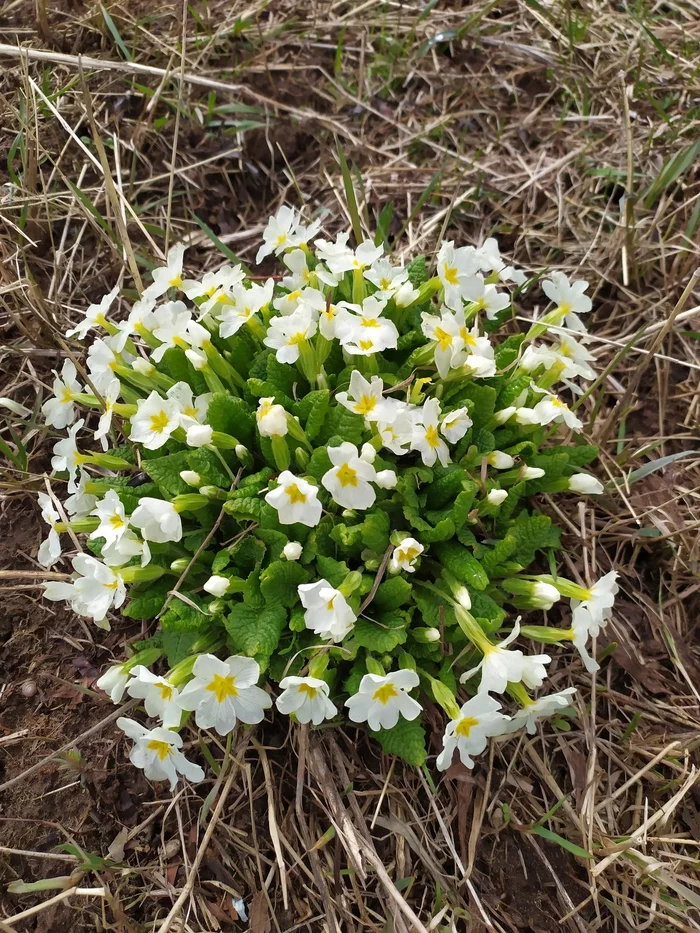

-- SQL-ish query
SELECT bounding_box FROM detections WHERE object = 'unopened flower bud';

[295,447,310,470]
[487,489,508,505]
[493,406,516,425]
[179,470,202,488]
[454,586,471,610]
[203,575,230,597]
[521,466,545,480]
[186,424,213,447]
[132,358,155,376]
[360,443,376,464]
[413,627,440,644]
[486,451,515,469]
[235,444,253,468]
[185,348,207,370]
[375,469,397,489]
[568,473,604,494]
[282,541,303,561]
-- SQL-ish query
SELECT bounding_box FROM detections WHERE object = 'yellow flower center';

[354,394,376,416]
[155,682,173,701]
[434,326,453,351]
[326,596,336,611]
[455,716,479,738]
[61,387,74,403]
[359,339,374,351]
[360,317,379,328]
[276,233,287,246]
[559,302,571,316]
[463,332,477,347]
[372,683,398,705]
[400,546,420,563]
[172,336,188,349]
[149,410,170,434]
[258,400,273,420]
[109,514,125,529]
[443,265,459,286]
[147,739,172,761]
[286,483,307,505]
[206,672,238,703]
[336,463,358,487]
[288,331,307,345]
[425,425,440,449]
[184,405,198,419]
[169,274,183,288]
[380,277,391,289]
[298,683,318,697]
[287,289,302,302]
[551,398,565,408]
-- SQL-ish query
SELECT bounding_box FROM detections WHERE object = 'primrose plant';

[37,206,618,788]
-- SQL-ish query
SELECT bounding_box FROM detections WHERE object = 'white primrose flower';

[167,382,211,428]
[256,397,288,437]
[298,579,356,642]
[102,529,151,568]
[475,237,527,286]
[114,297,157,350]
[87,335,132,393]
[378,406,414,455]
[364,258,410,299]
[117,717,204,790]
[542,271,592,332]
[322,441,377,510]
[282,541,303,561]
[521,335,596,383]
[375,469,397,489]
[453,322,497,378]
[217,279,274,336]
[571,571,619,630]
[335,297,399,356]
[274,284,325,318]
[315,233,383,276]
[129,391,181,450]
[436,240,481,307]
[96,662,131,703]
[265,471,322,526]
[176,654,272,735]
[389,537,424,574]
[441,407,472,443]
[336,371,393,423]
[89,489,128,548]
[393,280,420,307]
[182,264,244,303]
[130,497,182,543]
[42,359,83,429]
[504,687,577,735]
[436,694,511,771]
[282,249,313,290]
[461,273,510,320]
[64,469,97,518]
[460,621,551,694]
[51,418,84,492]
[65,285,120,339]
[43,554,125,625]
[568,473,604,494]
[37,492,62,568]
[487,488,508,505]
[571,607,601,673]
[263,304,317,364]
[345,669,421,731]
[421,309,464,378]
[276,676,337,725]
[126,666,182,728]
[149,301,193,362]
[411,398,450,468]
[528,394,583,431]
[485,450,515,469]
[256,206,320,263]
[142,243,186,300]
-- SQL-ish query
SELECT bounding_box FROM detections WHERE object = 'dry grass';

[1,0,700,930]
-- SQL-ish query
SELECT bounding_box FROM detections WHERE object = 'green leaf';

[246,377,294,409]
[260,560,310,606]
[162,630,199,667]
[188,447,231,487]
[223,496,269,522]
[493,333,525,370]
[562,443,598,468]
[453,487,477,529]
[225,604,287,656]
[266,353,298,397]
[212,549,231,573]
[354,612,408,652]
[469,590,506,633]
[529,826,593,860]
[413,588,455,627]
[434,541,489,589]
[478,536,517,577]
[373,576,412,612]
[122,579,172,619]
[456,384,497,431]
[206,392,254,444]
[317,408,366,446]
[406,255,428,287]
[508,512,561,567]
[370,716,427,766]
[426,467,468,509]
[144,451,192,496]
[360,510,391,552]
[305,392,330,441]
[306,447,332,481]
[316,555,349,588]
[161,599,209,633]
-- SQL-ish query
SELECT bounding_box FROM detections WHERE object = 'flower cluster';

[37,207,617,784]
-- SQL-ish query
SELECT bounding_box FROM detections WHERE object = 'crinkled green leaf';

[225,604,287,657]
[508,511,561,567]
[354,611,408,652]
[161,599,209,633]
[260,560,310,606]
[144,450,192,496]
[316,555,349,588]
[373,576,413,612]
[370,716,426,766]
[317,407,366,446]
[163,630,200,667]
[122,579,172,620]
[266,353,298,397]
[188,447,231,488]
[435,541,489,590]
[206,392,254,444]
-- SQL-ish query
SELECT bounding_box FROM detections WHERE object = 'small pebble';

[21,681,37,698]
[162,838,180,859]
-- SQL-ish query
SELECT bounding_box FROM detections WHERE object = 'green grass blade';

[396,170,443,243]
[190,212,251,274]
[375,201,394,248]
[642,138,700,209]
[335,137,364,244]
[100,4,132,61]
[530,825,593,859]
